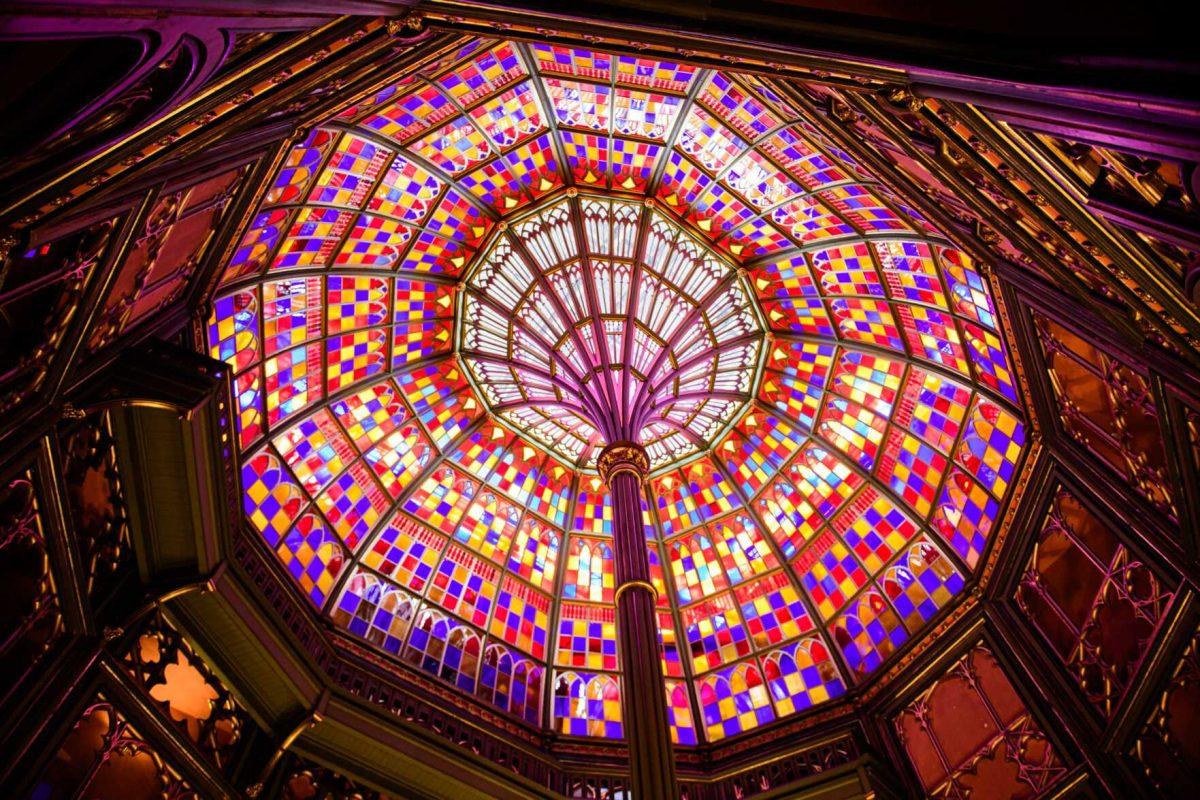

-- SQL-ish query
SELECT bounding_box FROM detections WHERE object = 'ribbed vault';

[461,194,765,467]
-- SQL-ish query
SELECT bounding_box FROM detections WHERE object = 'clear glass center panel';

[460,195,766,469]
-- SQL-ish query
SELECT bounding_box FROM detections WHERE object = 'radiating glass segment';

[460,197,765,470]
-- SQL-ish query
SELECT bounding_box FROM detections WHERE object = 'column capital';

[596,441,650,484]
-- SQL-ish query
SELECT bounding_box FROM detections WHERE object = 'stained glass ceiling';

[205,38,1029,746]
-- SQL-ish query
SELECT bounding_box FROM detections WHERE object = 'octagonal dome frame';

[204,32,1033,750]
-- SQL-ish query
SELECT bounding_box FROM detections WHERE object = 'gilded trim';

[614,580,658,605]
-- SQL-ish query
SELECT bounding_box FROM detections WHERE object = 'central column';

[597,442,678,800]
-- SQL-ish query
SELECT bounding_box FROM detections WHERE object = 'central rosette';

[459,194,766,469]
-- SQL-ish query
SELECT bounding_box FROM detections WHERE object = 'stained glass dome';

[206,38,1028,746]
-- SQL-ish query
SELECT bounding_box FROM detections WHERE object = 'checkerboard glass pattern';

[211,36,1029,743]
